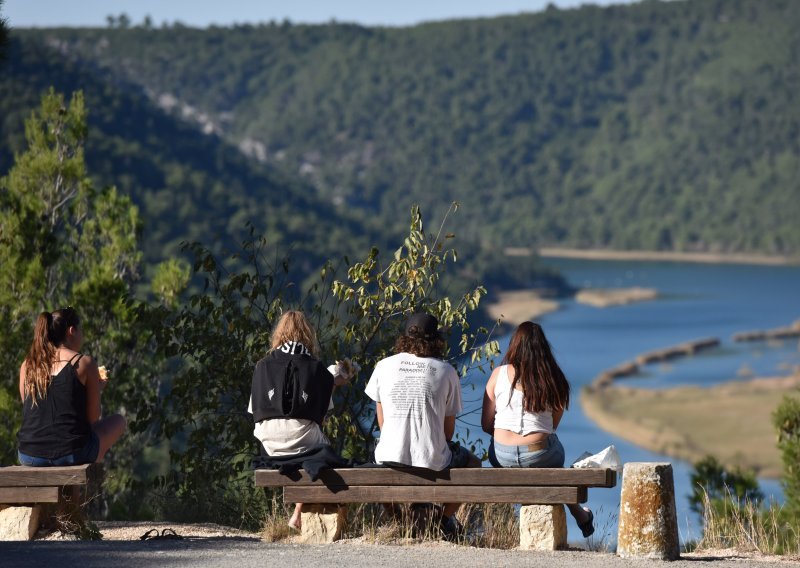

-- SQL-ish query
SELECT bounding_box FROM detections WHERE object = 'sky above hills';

[3,0,637,28]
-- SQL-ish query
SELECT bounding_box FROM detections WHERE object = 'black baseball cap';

[404,313,443,339]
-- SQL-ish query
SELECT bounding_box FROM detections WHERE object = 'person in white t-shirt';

[365,312,480,538]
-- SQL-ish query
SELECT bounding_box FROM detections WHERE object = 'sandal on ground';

[577,508,594,538]
[140,528,184,541]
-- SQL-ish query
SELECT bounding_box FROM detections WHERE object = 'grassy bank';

[581,374,800,478]
[484,290,560,327]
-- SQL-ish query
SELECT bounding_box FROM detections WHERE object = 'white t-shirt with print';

[365,352,462,471]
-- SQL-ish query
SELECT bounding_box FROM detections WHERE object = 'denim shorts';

[446,441,473,468]
[18,432,100,467]
[488,433,565,469]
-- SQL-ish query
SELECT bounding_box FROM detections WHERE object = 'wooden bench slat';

[284,485,587,504]
[0,464,95,486]
[256,467,616,488]
[0,486,60,503]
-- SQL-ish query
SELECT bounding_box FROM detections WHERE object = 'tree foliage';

[773,392,800,519]
[0,90,182,512]
[136,206,498,527]
[0,0,7,63]
[3,0,796,259]
[689,455,764,516]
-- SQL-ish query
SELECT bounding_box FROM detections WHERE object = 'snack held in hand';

[98,365,108,380]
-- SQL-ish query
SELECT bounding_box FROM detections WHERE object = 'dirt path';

[7,523,800,568]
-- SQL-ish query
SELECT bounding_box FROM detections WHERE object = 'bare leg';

[288,503,303,530]
[92,414,127,463]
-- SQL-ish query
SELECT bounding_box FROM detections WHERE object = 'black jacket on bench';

[254,445,351,481]
[250,342,333,425]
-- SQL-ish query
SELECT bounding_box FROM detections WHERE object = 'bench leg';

[35,486,100,539]
[519,505,567,551]
[0,505,42,540]
[300,504,347,544]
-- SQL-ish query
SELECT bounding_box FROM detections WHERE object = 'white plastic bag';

[571,444,622,472]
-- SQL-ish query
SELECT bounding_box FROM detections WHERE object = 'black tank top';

[17,355,92,459]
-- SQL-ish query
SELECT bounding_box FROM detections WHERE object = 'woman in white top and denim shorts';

[481,321,594,538]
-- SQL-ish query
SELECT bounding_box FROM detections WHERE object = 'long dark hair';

[23,307,80,402]
[503,321,570,413]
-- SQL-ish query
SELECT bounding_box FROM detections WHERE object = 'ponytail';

[22,307,81,404]
[23,312,57,404]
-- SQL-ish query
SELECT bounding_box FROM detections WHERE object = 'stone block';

[617,462,680,560]
[300,504,346,544]
[0,505,41,541]
[519,504,567,550]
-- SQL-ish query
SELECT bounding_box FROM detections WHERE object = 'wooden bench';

[0,464,102,540]
[255,467,616,547]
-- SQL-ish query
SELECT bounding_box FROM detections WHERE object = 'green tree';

[0,89,165,507]
[773,393,800,518]
[137,205,498,527]
[0,0,8,62]
[689,455,763,516]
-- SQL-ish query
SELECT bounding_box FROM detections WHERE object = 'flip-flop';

[577,508,594,538]
[140,528,184,541]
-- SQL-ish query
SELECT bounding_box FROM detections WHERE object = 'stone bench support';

[300,504,347,543]
[0,506,41,540]
[519,504,566,550]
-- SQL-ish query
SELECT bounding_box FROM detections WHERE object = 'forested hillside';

[3,0,799,266]
[0,40,374,281]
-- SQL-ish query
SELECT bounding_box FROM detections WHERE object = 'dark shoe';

[410,503,441,537]
[439,515,465,542]
[577,508,594,538]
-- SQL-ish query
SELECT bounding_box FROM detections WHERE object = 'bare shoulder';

[485,366,500,389]
[74,352,97,373]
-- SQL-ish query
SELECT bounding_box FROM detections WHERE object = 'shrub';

[135,205,499,528]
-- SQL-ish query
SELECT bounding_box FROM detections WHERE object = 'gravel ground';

[0,522,796,568]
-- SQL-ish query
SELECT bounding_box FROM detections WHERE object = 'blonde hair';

[270,311,319,357]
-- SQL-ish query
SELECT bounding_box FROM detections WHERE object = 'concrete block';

[0,505,41,541]
[300,504,347,543]
[519,504,567,550]
[617,462,680,560]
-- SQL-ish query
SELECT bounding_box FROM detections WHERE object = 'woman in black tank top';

[17,308,127,466]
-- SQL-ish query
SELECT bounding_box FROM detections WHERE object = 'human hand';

[332,358,360,386]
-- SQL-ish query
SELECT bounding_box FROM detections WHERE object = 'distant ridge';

[2,0,799,271]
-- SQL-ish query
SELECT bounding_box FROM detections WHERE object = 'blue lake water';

[456,258,800,546]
